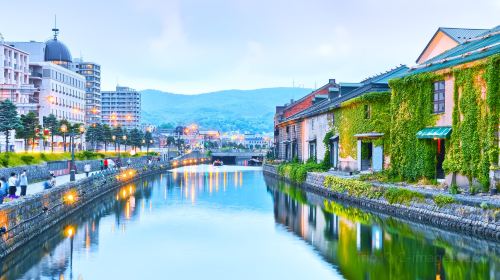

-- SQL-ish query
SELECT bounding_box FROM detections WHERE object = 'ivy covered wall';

[389,74,439,181]
[443,55,500,188]
[332,91,392,160]
[389,54,500,184]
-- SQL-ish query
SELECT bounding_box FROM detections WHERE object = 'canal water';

[1,165,499,279]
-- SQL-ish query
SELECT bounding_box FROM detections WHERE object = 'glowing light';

[47,96,56,104]
[63,191,77,204]
[64,225,76,238]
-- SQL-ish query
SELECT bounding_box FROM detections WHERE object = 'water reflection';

[1,167,499,280]
[266,177,500,280]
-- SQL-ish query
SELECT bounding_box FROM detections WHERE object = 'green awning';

[416,126,452,139]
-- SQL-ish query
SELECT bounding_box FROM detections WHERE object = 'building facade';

[101,86,141,129]
[30,61,86,124]
[0,40,37,115]
[9,27,86,124]
[274,80,338,161]
[73,59,101,124]
[390,26,499,188]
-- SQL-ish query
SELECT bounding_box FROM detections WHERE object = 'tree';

[102,124,112,152]
[112,126,124,152]
[43,114,59,152]
[59,119,70,152]
[16,112,39,151]
[0,100,21,152]
[128,128,143,151]
[167,136,175,146]
[144,130,153,153]
[86,123,103,151]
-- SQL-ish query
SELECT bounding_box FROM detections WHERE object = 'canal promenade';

[0,160,169,259]
[263,164,500,241]
[2,164,498,279]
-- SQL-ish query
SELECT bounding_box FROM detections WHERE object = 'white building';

[101,86,141,129]
[30,61,85,124]
[73,58,101,124]
[0,37,37,115]
[9,28,86,124]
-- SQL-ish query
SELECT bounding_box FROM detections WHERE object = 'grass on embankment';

[277,161,330,183]
[323,176,458,207]
[0,151,159,167]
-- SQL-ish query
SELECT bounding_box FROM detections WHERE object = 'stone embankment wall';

[0,156,148,182]
[0,162,167,259]
[263,164,500,241]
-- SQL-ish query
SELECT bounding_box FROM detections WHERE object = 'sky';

[0,0,498,94]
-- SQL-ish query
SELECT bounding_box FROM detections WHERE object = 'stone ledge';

[263,164,500,241]
[0,162,169,259]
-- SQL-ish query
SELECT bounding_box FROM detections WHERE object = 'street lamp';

[60,124,68,152]
[79,125,85,151]
[68,127,76,182]
[112,135,117,152]
[123,135,127,152]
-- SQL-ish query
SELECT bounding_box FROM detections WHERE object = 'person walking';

[19,170,28,196]
[8,172,18,197]
[84,163,91,177]
[104,158,108,170]
[0,177,7,204]
[127,158,132,167]
[99,159,104,171]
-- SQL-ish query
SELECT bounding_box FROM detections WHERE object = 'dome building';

[8,27,86,128]
[44,26,72,68]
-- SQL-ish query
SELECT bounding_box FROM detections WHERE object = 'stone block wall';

[262,164,500,241]
[0,156,151,183]
[0,162,169,259]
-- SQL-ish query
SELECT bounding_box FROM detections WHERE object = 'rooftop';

[408,25,500,75]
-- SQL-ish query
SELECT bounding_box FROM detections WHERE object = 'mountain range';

[140,87,312,133]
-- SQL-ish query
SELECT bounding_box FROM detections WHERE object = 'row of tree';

[0,99,153,152]
[86,123,153,152]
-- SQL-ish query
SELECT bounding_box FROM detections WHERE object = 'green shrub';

[383,187,425,205]
[480,202,489,210]
[323,176,383,199]
[278,162,328,183]
[20,155,35,165]
[433,195,456,207]
[449,183,460,194]
[0,153,10,167]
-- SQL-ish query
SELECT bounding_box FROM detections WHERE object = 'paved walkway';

[24,171,99,196]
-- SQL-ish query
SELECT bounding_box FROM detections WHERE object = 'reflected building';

[264,178,490,280]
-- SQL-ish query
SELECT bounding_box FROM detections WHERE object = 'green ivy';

[443,56,500,189]
[485,55,500,168]
[389,73,439,181]
[332,91,392,159]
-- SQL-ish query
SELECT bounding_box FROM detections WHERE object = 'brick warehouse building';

[274,79,338,161]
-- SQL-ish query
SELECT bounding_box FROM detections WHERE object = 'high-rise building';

[9,27,86,125]
[0,35,37,115]
[101,86,141,129]
[73,58,101,124]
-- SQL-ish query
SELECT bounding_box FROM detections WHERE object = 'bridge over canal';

[210,150,265,165]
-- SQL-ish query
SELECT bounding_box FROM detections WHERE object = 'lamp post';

[123,135,127,152]
[69,129,76,182]
[148,139,153,154]
[60,124,67,152]
[112,135,117,152]
[79,125,85,151]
